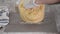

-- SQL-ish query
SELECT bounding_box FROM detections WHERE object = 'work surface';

[5,5,60,32]
[0,0,60,33]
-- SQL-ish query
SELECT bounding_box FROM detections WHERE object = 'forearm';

[58,0,60,2]
[35,0,60,4]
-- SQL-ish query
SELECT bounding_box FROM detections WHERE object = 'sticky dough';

[18,0,45,23]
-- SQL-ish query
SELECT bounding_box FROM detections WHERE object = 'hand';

[35,0,60,4]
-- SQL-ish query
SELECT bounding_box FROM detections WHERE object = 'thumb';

[35,0,44,4]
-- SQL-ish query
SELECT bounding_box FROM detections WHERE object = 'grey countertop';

[4,5,58,32]
[0,0,60,34]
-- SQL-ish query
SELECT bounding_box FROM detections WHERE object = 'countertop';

[0,0,60,34]
[5,5,58,32]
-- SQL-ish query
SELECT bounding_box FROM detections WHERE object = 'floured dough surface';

[18,0,45,24]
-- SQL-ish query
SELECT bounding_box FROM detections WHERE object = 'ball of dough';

[18,0,45,24]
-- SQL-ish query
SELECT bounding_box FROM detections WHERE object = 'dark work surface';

[4,5,58,32]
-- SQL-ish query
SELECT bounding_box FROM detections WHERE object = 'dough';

[18,0,45,24]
